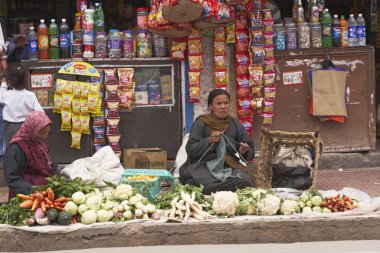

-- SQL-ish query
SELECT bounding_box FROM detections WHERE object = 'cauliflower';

[257,194,281,216]
[96,210,114,222]
[280,199,300,215]
[101,200,119,211]
[102,189,115,200]
[237,198,257,215]
[311,196,323,206]
[114,184,133,200]
[212,191,239,216]
[252,189,267,200]
[86,195,103,211]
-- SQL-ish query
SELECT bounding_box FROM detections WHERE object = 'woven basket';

[162,0,203,23]
[256,127,323,190]
[150,28,192,37]
[193,21,224,30]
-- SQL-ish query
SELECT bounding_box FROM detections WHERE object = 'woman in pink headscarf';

[3,111,56,200]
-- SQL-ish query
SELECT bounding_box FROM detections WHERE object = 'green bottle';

[49,19,60,59]
[321,8,333,48]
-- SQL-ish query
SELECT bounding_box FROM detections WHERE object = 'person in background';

[179,89,256,194]
[0,11,8,156]
[109,0,147,30]
[0,63,44,148]
[3,111,56,200]
[266,0,282,24]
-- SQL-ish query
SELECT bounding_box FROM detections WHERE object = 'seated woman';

[3,111,56,200]
[179,89,256,194]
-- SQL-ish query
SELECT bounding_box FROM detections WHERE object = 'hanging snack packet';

[264,86,277,99]
[93,115,106,126]
[236,52,249,75]
[251,45,265,63]
[171,38,187,60]
[88,94,99,113]
[80,82,90,99]
[226,23,235,43]
[264,32,274,45]
[262,112,274,126]
[93,126,106,145]
[252,98,264,114]
[107,134,121,151]
[72,81,81,99]
[248,0,264,10]
[214,27,226,42]
[214,41,226,56]
[61,110,72,131]
[55,79,67,95]
[214,55,227,70]
[119,89,134,109]
[80,99,89,115]
[263,99,275,113]
[62,93,73,111]
[247,10,262,28]
[71,114,81,132]
[249,65,263,87]
[238,98,252,110]
[237,75,250,89]
[106,100,120,118]
[117,68,134,87]
[250,28,264,45]
[188,38,202,55]
[215,1,234,20]
[89,69,104,83]
[237,87,251,99]
[72,98,81,115]
[264,45,274,60]
[104,68,118,84]
[264,72,276,86]
[71,131,81,149]
[89,83,100,96]
[189,86,200,103]
[262,8,273,22]
[251,86,263,98]
[80,114,91,134]
[105,84,119,99]
[235,30,249,52]
[107,117,120,135]
[94,99,103,116]
[63,81,73,94]
[240,118,253,136]
[215,70,228,87]
[53,95,63,113]
[238,107,253,119]
[235,12,247,30]
[189,71,201,87]
[188,54,203,71]
[264,59,276,73]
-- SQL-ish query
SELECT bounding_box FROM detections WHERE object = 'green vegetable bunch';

[33,176,96,197]
[0,198,33,226]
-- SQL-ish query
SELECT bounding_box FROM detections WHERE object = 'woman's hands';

[239,142,249,155]
[208,131,224,144]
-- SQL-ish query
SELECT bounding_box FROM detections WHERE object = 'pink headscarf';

[10,111,52,144]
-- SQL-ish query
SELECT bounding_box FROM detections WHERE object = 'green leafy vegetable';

[0,198,33,226]
[33,176,96,197]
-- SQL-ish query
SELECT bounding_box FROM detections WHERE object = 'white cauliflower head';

[212,191,239,216]
[257,194,281,216]
[280,199,300,215]
[114,184,133,200]
[252,189,267,200]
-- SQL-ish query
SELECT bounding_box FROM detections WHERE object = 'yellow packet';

[80,114,91,134]
[88,94,99,113]
[63,81,73,94]
[55,79,67,95]
[72,81,81,99]
[72,99,81,115]
[61,110,72,131]
[80,99,89,115]
[71,114,81,132]
[80,82,90,99]
[62,93,73,111]
[89,83,100,96]
[53,94,63,113]
[93,98,103,116]
[71,131,81,149]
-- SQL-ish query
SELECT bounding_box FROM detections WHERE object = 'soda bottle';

[317,0,325,14]
[292,0,298,22]
[59,19,71,58]
[295,0,305,23]
[332,14,341,47]
[48,19,60,59]
[27,26,38,60]
[340,15,349,47]
[37,19,49,59]
[357,13,366,46]
[94,2,105,32]
[310,0,319,23]
[348,14,357,47]
[321,9,332,48]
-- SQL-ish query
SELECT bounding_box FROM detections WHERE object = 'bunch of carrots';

[18,188,71,212]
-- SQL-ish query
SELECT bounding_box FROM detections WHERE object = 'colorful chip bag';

[107,117,120,135]
[214,55,227,70]
[171,38,187,60]
[117,68,134,87]
[71,114,81,132]
[188,38,202,55]
[80,82,90,99]
[71,131,81,149]
[61,110,72,131]
[188,71,201,87]
[62,93,73,111]
[214,27,226,42]
[235,30,249,52]
[236,52,249,75]
[215,70,228,87]
[80,114,91,134]
[264,72,276,86]
[188,54,203,71]
[104,68,118,84]
[214,41,226,56]
[72,81,81,99]
[189,86,200,103]
[237,75,250,89]
[80,99,89,115]
[249,65,263,87]
[226,23,236,44]
[53,94,63,113]
[93,126,106,144]
[72,98,81,114]
[55,79,67,95]
[107,134,121,151]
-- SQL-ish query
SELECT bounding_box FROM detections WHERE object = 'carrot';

[44,197,53,206]
[19,199,34,209]
[47,189,55,201]
[36,193,44,201]
[41,191,47,196]
[54,197,67,203]
[40,200,46,212]
[31,198,40,211]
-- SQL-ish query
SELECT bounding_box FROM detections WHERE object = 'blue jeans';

[0,104,4,156]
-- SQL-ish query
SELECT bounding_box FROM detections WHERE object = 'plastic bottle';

[59,19,71,58]
[340,15,349,47]
[94,2,105,32]
[357,13,366,46]
[137,7,148,29]
[321,9,332,48]
[310,0,319,23]
[292,0,298,22]
[48,19,60,59]
[295,0,305,24]
[37,19,49,59]
[348,14,357,47]
[27,26,38,60]
[332,14,341,47]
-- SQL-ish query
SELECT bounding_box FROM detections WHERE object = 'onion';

[27,218,35,226]
[34,208,46,219]
[150,212,161,220]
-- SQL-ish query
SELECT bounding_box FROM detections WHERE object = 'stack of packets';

[171,38,187,61]
[214,27,228,90]
[187,29,203,103]
[53,78,102,149]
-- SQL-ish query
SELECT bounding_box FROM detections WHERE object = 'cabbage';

[86,196,103,211]
[72,192,86,205]
[114,184,133,200]
[312,206,322,212]
[81,210,97,224]
[300,191,310,202]
[302,206,313,213]
[78,204,88,215]
[64,201,78,216]
[311,196,323,206]
[123,210,133,220]
[101,200,118,211]
[97,210,114,222]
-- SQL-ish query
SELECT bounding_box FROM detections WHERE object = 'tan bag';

[312,69,348,116]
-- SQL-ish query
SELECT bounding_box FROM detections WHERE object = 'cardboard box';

[124,148,167,169]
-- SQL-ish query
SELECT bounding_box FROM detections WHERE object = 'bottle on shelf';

[332,14,341,47]
[321,9,332,48]
[37,19,49,59]
[340,15,349,47]
[292,0,298,22]
[27,26,38,60]
[295,0,305,23]
[59,19,71,58]
[310,0,319,23]
[94,2,105,32]
[357,13,366,46]
[49,19,60,59]
[348,14,358,47]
